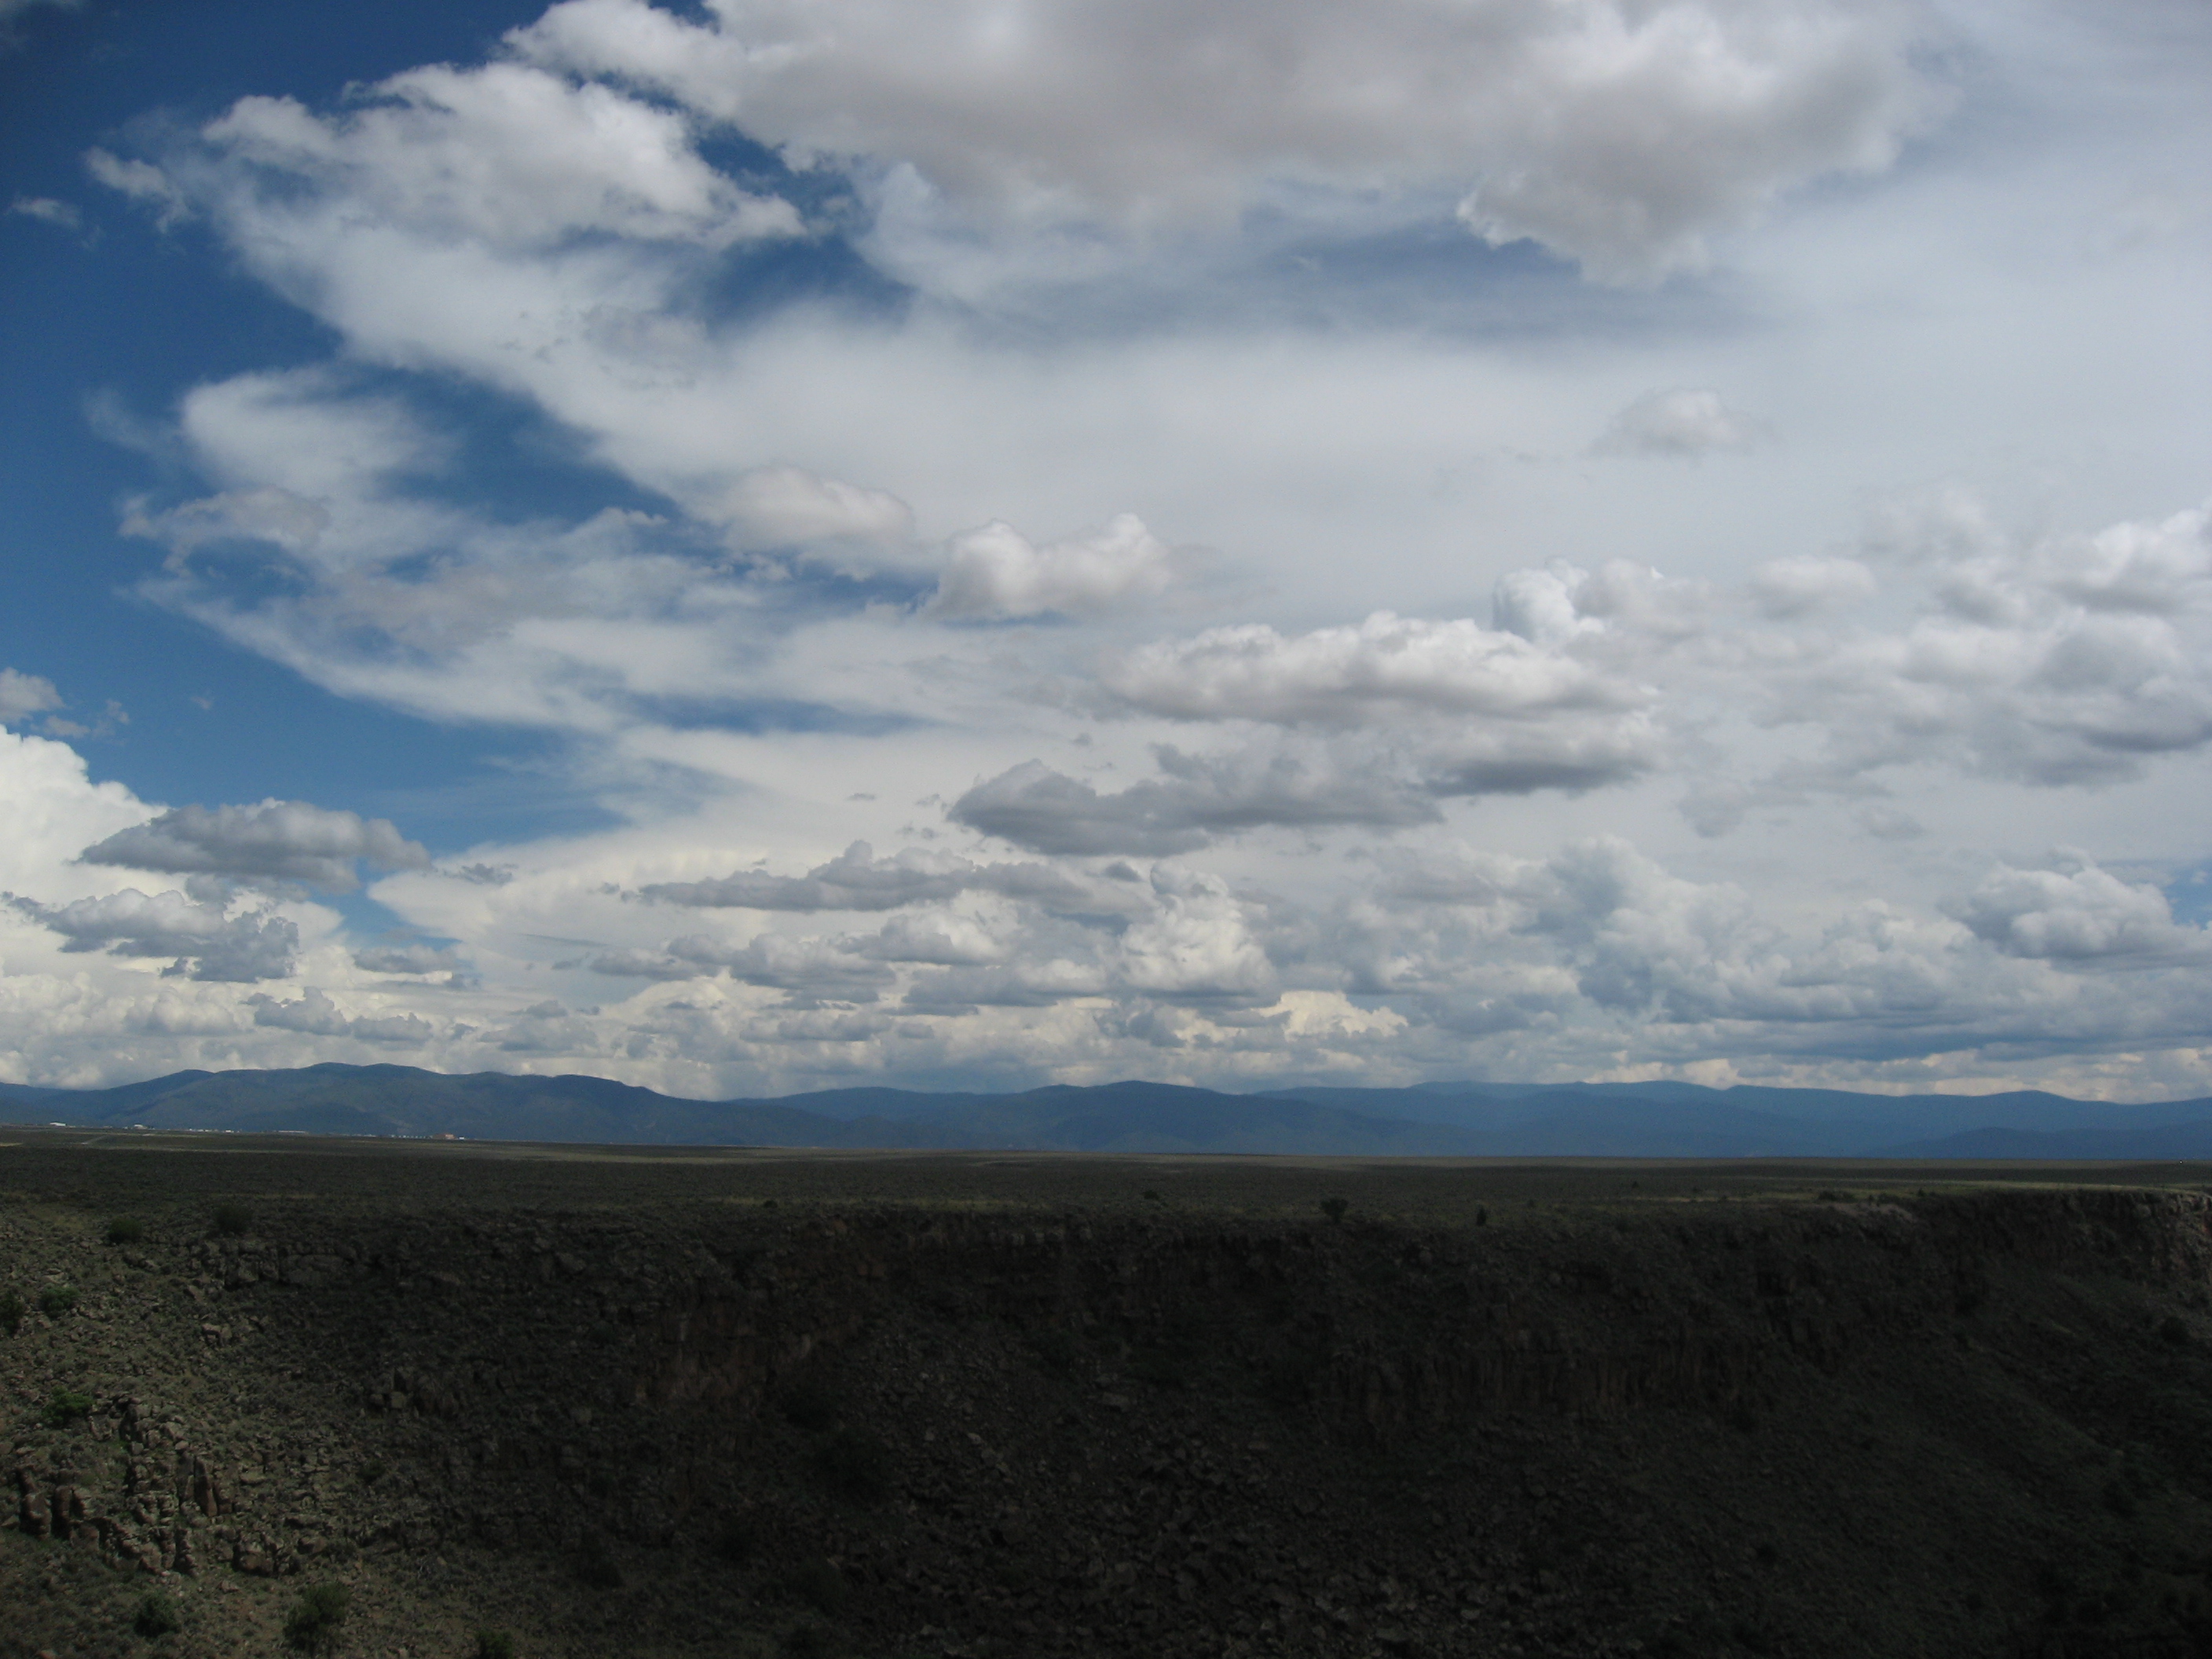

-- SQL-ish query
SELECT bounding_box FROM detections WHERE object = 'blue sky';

[2,0,2209,1101]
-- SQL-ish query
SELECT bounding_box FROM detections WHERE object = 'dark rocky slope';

[6,1137,2212,1657]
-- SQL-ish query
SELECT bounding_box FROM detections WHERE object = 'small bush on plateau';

[133,1590,182,1637]
[106,1217,145,1245]
[42,1388,94,1427]
[281,1583,350,1653]
[474,1630,517,1659]
[211,1202,252,1237]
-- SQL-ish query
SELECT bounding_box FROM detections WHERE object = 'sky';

[2,0,2209,1102]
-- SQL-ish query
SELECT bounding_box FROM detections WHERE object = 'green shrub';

[1320,1197,1350,1224]
[42,1388,94,1427]
[782,1622,846,1658]
[38,1284,79,1317]
[0,1290,21,1335]
[474,1630,517,1659]
[132,1590,182,1637]
[786,1557,847,1617]
[106,1217,145,1245]
[281,1583,350,1653]
[357,1458,386,1487]
[211,1203,252,1237]
[813,1426,890,1503]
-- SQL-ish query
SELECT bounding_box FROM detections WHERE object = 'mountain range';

[6,1064,2212,1159]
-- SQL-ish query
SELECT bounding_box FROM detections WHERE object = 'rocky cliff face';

[7,1145,2212,1659]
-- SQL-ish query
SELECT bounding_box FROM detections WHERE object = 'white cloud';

[0,0,79,24]
[1754,496,2212,789]
[1105,611,1635,724]
[638,839,1092,911]
[202,63,800,252]
[84,148,192,228]
[1115,866,1275,1003]
[0,668,61,725]
[717,465,915,551]
[80,800,430,892]
[1953,858,2210,964]
[514,0,1938,281]
[1749,555,1876,618]
[928,513,1177,619]
[9,196,82,231]
[1592,388,1774,457]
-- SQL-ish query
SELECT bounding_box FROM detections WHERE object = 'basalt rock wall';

[9,1177,2212,1659]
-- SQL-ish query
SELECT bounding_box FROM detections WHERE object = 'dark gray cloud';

[950,750,1438,856]
[250,987,436,1043]
[5,888,297,981]
[950,722,1650,857]
[638,840,1091,911]
[351,941,471,977]
[80,800,429,892]
[1424,727,1656,797]
[589,932,897,1003]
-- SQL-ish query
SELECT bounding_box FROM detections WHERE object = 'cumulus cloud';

[1105,611,1635,724]
[513,0,1936,280]
[928,513,1177,619]
[0,668,61,725]
[639,840,1092,911]
[1760,497,2212,789]
[79,800,430,892]
[1591,388,1774,456]
[859,911,1009,966]
[5,888,298,981]
[1953,859,2211,964]
[1115,866,1276,1003]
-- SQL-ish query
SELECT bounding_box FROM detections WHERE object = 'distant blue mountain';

[5,1064,2210,1159]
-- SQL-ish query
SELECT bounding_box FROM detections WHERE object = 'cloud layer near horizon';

[3,0,2210,1102]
